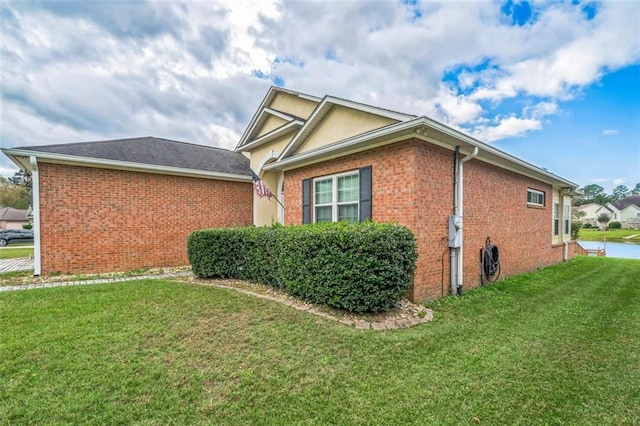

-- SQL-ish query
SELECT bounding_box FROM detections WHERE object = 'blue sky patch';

[272,76,285,87]
[401,0,422,21]
[273,56,304,68]
[442,59,497,94]
[501,0,535,26]
[582,2,597,20]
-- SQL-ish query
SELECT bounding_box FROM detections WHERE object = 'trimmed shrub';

[582,223,592,228]
[187,222,417,313]
[608,221,621,229]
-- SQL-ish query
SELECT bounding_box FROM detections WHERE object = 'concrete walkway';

[0,257,34,273]
[0,271,193,292]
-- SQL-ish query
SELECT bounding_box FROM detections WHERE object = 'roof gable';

[279,96,414,159]
[235,87,321,150]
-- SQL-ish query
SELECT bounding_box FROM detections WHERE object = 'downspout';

[451,146,479,295]
[450,147,460,296]
[457,147,479,292]
[561,193,568,261]
[29,156,41,276]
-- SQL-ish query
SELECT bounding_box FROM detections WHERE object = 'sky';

[1,0,639,194]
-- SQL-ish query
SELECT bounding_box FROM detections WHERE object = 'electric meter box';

[448,215,463,248]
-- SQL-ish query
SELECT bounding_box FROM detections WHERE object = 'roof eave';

[264,117,578,190]
[1,148,252,182]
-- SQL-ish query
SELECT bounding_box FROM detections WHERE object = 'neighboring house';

[237,87,579,302]
[2,137,253,276]
[608,195,640,229]
[0,206,29,229]
[575,196,640,229]
[573,203,616,227]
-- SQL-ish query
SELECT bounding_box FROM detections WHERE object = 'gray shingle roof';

[13,137,251,176]
[611,195,640,210]
[0,207,27,221]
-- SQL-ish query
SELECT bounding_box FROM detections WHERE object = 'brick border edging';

[196,281,434,330]
[0,272,434,330]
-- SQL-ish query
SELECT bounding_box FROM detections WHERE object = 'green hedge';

[608,221,621,229]
[187,222,417,313]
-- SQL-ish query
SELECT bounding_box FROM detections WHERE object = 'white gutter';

[1,148,252,183]
[29,156,41,276]
[455,147,479,294]
[265,116,578,189]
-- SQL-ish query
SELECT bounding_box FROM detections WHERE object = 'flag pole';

[251,169,285,210]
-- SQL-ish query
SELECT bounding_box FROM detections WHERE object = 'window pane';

[338,204,358,222]
[315,179,332,205]
[315,206,332,223]
[338,174,359,203]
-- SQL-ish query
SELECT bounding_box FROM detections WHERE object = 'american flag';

[251,171,274,201]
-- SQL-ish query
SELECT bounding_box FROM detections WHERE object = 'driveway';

[0,257,34,273]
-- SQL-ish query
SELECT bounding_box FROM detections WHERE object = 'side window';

[563,204,570,234]
[313,172,359,223]
[302,166,372,224]
[527,188,545,207]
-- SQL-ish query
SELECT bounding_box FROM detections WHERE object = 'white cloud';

[0,0,639,178]
[601,129,619,136]
[471,116,542,142]
[613,178,627,186]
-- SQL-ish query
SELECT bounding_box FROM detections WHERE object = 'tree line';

[0,171,31,209]
[573,183,640,206]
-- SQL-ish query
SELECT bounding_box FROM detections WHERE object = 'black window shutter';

[302,178,311,224]
[359,166,372,221]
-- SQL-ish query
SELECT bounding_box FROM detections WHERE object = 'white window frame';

[563,203,571,235]
[553,203,559,236]
[313,171,359,223]
[527,188,545,207]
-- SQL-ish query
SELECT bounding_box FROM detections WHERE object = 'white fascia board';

[417,116,578,188]
[278,96,330,160]
[263,107,297,121]
[325,96,415,122]
[238,120,303,152]
[235,87,280,151]
[266,117,578,189]
[2,149,252,182]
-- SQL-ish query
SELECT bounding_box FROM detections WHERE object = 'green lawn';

[0,247,33,259]
[1,257,639,424]
[578,228,640,243]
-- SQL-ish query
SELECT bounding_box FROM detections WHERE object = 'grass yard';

[0,246,33,259]
[578,228,640,243]
[1,257,639,424]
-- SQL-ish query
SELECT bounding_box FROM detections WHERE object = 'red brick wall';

[37,163,252,275]
[463,160,575,290]
[284,138,574,303]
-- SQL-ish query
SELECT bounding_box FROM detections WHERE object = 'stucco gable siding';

[295,105,398,155]
[269,92,318,120]
[256,115,288,138]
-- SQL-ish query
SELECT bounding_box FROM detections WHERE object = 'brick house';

[2,88,579,303]
[238,87,579,302]
[2,137,253,276]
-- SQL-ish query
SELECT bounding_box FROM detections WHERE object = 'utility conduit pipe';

[451,146,479,296]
